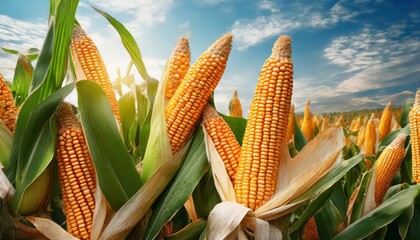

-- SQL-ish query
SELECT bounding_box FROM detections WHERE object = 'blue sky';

[0,0,419,116]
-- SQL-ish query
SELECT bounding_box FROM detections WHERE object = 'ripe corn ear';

[320,116,330,132]
[71,26,120,123]
[202,105,241,183]
[0,73,18,133]
[374,134,406,205]
[301,100,314,141]
[165,36,191,99]
[378,102,393,141]
[56,102,96,240]
[166,33,232,154]
[303,217,319,240]
[229,89,243,117]
[286,104,294,143]
[234,36,293,211]
[410,90,420,183]
[357,125,366,149]
[364,113,377,157]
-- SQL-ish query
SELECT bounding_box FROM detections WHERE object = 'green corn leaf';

[220,113,247,146]
[7,0,78,180]
[330,183,348,221]
[406,206,420,239]
[166,219,207,240]
[143,128,208,240]
[1,47,19,55]
[290,185,335,233]
[333,185,420,240]
[0,122,13,167]
[9,83,75,215]
[348,170,372,224]
[378,124,410,149]
[400,97,414,128]
[192,169,222,220]
[119,91,136,148]
[314,201,342,240]
[11,53,34,106]
[76,80,142,211]
[293,114,307,151]
[397,203,414,240]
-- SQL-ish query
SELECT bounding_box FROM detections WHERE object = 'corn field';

[1,1,419,240]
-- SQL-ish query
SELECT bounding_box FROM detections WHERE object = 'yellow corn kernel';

[364,113,377,157]
[229,89,243,117]
[71,26,120,123]
[0,73,17,133]
[378,102,393,141]
[301,100,314,141]
[410,90,420,183]
[165,36,191,99]
[375,134,406,205]
[234,36,293,211]
[202,105,241,183]
[286,104,295,143]
[303,217,319,240]
[56,102,96,240]
[166,33,232,154]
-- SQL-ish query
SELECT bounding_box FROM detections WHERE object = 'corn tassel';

[229,89,243,117]
[410,90,420,183]
[165,36,191,99]
[234,36,293,211]
[286,104,294,143]
[71,26,120,123]
[374,134,406,205]
[166,33,232,154]
[301,100,314,141]
[0,73,17,133]
[56,102,96,240]
[202,104,241,183]
[378,102,393,141]
[364,113,377,157]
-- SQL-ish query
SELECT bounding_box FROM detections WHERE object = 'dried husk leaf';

[91,180,113,240]
[184,195,199,222]
[362,166,378,216]
[207,201,282,240]
[202,126,236,201]
[0,163,15,200]
[26,216,78,240]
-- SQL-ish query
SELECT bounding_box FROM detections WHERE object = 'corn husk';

[205,127,346,238]
[26,217,78,240]
[0,163,15,200]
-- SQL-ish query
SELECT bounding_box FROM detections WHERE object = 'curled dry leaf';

[26,216,78,240]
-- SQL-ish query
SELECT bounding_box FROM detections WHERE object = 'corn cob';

[0,73,18,133]
[357,125,366,149]
[410,90,420,183]
[229,89,243,117]
[353,116,362,132]
[303,217,319,240]
[165,36,191,99]
[166,33,232,154]
[71,26,120,123]
[56,102,96,240]
[378,102,393,141]
[320,116,330,132]
[202,104,241,183]
[374,134,406,205]
[234,36,293,211]
[301,100,314,141]
[364,113,376,157]
[286,104,294,143]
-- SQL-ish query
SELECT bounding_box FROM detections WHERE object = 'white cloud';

[0,14,47,80]
[90,0,173,27]
[324,25,420,93]
[258,0,279,13]
[232,0,376,49]
[202,0,226,5]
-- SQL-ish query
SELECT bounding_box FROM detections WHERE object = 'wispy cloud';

[232,0,376,49]
[90,0,173,27]
[202,0,226,5]
[324,24,420,93]
[258,0,279,13]
[0,14,47,79]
